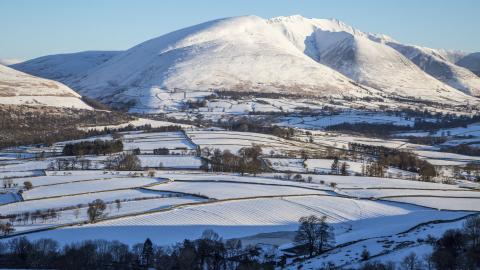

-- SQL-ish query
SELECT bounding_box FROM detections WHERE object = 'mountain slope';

[13,15,475,110]
[457,52,480,77]
[267,15,472,102]
[0,64,91,109]
[72,16,375,106]
[11,51,120,85]
[381,43,480,96]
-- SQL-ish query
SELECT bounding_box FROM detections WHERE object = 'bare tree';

[87,199,107,223]
[23,181,33,190]
[400,252,423,270]
[340,162,350,176]
[0,222,14,236]
[115,199,122,212]
[463,215,480,248]
[294,215,335,257]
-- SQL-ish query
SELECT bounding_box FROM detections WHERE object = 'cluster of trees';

[204,145,264,175]
[443,144,480,157]
[275,173,313,183]
[1,178,14,188]
[428,215,480,269]
[330,157,349,175]
[48,157,95,170]
[457,162,480,181]
[349,143,437,180]
[217,117,295,139]
[185,99,208,109]
[87,199,107,223]
[0,222,14,236]
[3,208,60,227]
[105,153,142,171]
[326,123,412,137]
[0,105,132,148]
[407,136,447,146]
[324,113,480,137]
[62,140,123,156]
[0,231,276,270]
[294,215,335,257]
[1,198,126,231]
[153,147,170,155]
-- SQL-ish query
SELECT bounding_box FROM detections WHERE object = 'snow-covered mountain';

[457,52,480,77]
[267,15,476,99]
[0,64,91,109]
[384,43,480,96]
[11,51,120,84]
[11,15,477,110]
[71,16,378,104]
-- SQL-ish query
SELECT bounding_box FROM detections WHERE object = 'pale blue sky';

[1,0,479,61]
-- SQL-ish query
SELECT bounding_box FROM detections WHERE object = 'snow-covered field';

[287,217,468,269]
[279,112,419,129]
[21,176,163,200]
[137,155,202,169]
[338,188,480,199]
[269,173,463,190]
[186,130,319,154]
[384,196,480,211]
[1,126,480,267]
[12,195,469,246]
[267,158,418,178]
[9,195,206,234]
[146,180,329,199]
[79,118,193,131]
[122,131,195,151]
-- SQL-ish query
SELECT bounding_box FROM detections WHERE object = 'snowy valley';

[1,12,480,270]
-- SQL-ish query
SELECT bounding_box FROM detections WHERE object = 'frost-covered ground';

[266,158,418,178]
[145,180,330,199]
[8,195,206,234]
[21,176,163,200]
[186,130,321,154]
[278,112,423,129]
[137,155,202,169]
[285,217,468,269]
[1,127,480,267]
[78,118,193,131]
[7,195,469,246]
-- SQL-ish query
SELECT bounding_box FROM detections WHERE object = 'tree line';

[2,215,478,269]
[202,145,265,176]
[0,230,275,270]
[62,139,123,156]
[349,143,437,181]
[0,105,132,148]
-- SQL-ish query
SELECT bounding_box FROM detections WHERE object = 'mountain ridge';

[9,15,479,111]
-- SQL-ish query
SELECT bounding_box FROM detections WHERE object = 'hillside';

[457,52,480,76]
[11,50,120,84]
[268,15,476,100]
[0,64,91,109]
[10,15,478,112]
[70,16,376,104]
[384,43,480,96]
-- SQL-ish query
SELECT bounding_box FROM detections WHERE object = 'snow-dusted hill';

[382,43,480,96]
[11,51,120,84]
[457,52,480,77]
[268,15,475,101]
[72,16,376,104]
[0,64,91,109]
[11,15,477,110]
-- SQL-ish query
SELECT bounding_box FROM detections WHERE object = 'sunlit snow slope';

[0,64,91,109]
